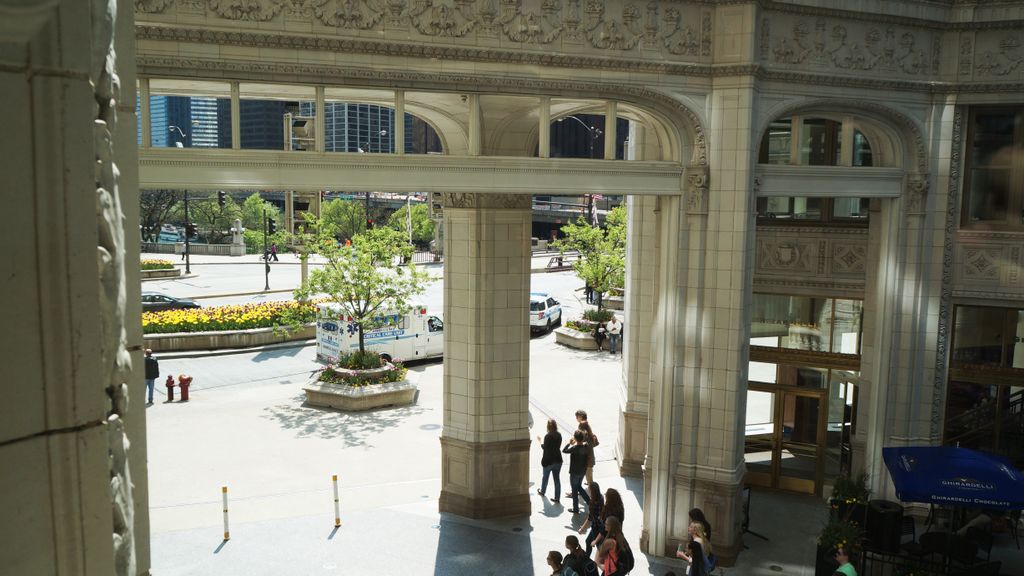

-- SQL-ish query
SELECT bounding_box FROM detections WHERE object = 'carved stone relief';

[754,228,868,289]
[442,192,532,209]
[685,166,708,215]
[975,36,1023,77]
[905,177,927,216]
[832,244,866,274]
[768,16,932,76]
[959,33,973,76]
[135,0,713,59]
[95,0,136,573]
[960,246,1002,280]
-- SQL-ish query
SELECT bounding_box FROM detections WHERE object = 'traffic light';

[185,223,196,237]
[217,191,226,208]
[267,219,277,235]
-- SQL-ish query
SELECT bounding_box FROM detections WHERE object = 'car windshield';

[530,301,545,311]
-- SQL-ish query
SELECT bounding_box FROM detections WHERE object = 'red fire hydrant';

[178,374,193,402]
[165,375,176,402]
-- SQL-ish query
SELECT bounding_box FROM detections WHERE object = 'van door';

[425,316,444,357]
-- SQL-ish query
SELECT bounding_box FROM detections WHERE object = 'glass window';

[961,107,1024,229]
[799,118,842,166]
[831,198,870,220]
[757,197,868,225]
[759,119,792,165]
[852,130,873,167]
[150,95,232,148]
[751,294,863,355]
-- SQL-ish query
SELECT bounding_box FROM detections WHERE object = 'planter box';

[604,295,624,310]
[554,326,599,350]
[141,268,182,280]
[303,377,417,411]
[144,324,315,352]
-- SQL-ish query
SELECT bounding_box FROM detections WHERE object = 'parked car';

[142,292,200,312]
[529,292,562,333]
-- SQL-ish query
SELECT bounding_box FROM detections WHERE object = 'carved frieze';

[975,35,1023,77]
[685,166,708,215]
[905,177,927,216]
[954,234,1024,295]
[768,17,933,76]
[442,192,532,209]
[314,0,384,29]
[960,246,1002,280]
[210,0,284,21]
[754,228,868,289]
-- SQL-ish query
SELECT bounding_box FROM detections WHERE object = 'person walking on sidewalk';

[143,349,159,405]
[270,243,280,261]
[606,315,622,355]
[536,418,563,503]
[562,430,591,514]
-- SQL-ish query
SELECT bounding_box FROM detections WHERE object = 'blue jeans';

[609,334,621,353]
[144,378,155,403]
[569,473,590,510]
[539,462,561,498]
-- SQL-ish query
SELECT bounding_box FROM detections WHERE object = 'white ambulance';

[315,303,444,364]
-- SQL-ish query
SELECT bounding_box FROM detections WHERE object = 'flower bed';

[141,259,175,271]
[142,300,319,334]
[304,353,415,411]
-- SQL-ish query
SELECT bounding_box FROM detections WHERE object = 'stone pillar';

[230,82,240,150]
[618,138,658,477]
[395,90,405,155]
[0,0,144,574]
[438,192,533,519]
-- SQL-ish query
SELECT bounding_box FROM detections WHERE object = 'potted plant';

[816,515,864,576]
[303,350,415,411]
[829,472,871,526]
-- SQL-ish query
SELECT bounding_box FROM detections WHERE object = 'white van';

[315,303,444,364]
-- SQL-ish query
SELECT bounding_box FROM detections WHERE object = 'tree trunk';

[357,323,364,355]
[300,254,309,291]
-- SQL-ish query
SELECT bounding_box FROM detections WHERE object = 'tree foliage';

[293,226,433,353]
[240,193,280,232]
[386,202,434,247]
[321,198,367,242]
[187,195,241,244]
[552,205,626,310]
[139,190,181,241]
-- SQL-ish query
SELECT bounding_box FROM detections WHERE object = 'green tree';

[139,190,181,241]
[187,195,242,244]
[240,193,280,232]
[386,202,434,248]
[321,198,367,241]
[553,205,626,310]
[294,227,433,354]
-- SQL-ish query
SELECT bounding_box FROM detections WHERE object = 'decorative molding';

[832,244,867,274]
[685,165,708,215]
[442,192,532,209]
[210,0,284,21]
[768,17,933,75]
[959,246,1001,280]
[932,107,962,436]
[905,177,928,215]
[98,0,136,574]
[975,35,1023,77]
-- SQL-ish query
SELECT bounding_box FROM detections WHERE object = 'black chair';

[965,526,992,561]
[1009,509,1021,550]
[946,534,979,567]
[926,504,953,531]
[950,560,1001,576]
[900,516,923,555]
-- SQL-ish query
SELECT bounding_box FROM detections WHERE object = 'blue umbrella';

[883,446,1024,510]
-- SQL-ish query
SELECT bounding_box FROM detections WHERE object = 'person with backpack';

[562,430,591,514]
[547,550,578,576]
[564,536,599,576]
[597,516,634,575]
[593,488,625,552]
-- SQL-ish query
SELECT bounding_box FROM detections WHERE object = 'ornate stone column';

[619,194,658,477]
[438,192,533,519]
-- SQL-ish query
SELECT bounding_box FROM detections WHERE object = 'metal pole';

[365,191,371,227]
[332,474,341,527]
[263,209,270,291]
[222,486,230,541]
[407,193,413,246]
[184,191,191,274]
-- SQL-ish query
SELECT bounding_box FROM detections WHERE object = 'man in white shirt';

[606,315,622,355]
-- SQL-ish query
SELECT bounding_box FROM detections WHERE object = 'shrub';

[142,300,319,334]
[583,309,614,323]
[316,359,408,388]
[141,259,175,271]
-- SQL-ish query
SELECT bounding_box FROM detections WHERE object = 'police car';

[529,292,562,333]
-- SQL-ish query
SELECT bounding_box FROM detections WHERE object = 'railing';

[861,549,947,576]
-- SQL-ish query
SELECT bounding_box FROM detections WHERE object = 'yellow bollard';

[332,474,341,527]
[222,486,230,540]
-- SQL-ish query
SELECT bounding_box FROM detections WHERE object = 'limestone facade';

[2,0,1023,572]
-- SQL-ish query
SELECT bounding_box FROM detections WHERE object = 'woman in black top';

[536,418,563,502]
[579,481,605,555]
[562,430,591,514]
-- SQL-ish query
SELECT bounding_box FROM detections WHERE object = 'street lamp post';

[557,115,602,225]
[169,121,200,274]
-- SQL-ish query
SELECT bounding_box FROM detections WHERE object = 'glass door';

[744,385,828,495]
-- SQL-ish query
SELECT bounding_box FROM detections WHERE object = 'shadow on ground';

[261,392,429,447]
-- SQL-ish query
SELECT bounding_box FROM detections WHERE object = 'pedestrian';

[578,421,598,486]
[677,521,713,574]
[547,550,575,576]
[832,547,857,576]
[597,516,632,575]
[536,418,563,503]
[678,539,708,576]
[270,242,279,261]
[563,536,589,575]
[562,429,591,514]
[593,488,625,550]
[688,508,712,541]
[143,349,159,405]
[593,321,606,351]
[606,315,622,355]
[585,282,593,304]
[579,480,605,555]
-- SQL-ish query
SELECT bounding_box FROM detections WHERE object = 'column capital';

[442,192,531,210]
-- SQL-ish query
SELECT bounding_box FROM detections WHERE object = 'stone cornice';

[761,0,1024,31]
[135,26,1024,95]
